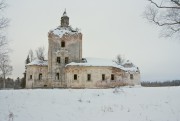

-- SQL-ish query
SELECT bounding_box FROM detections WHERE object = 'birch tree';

[144,0,180,38]
[0,55,12,88]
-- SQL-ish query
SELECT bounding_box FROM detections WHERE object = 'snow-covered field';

[0,86,180,121]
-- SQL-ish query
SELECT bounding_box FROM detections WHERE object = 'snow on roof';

[66,58,139,72]
[26,59,48,66]
[49,26,80,38]
[123,60,133,65]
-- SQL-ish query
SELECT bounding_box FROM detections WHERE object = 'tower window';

[102,74,105,81]
[74,74,77,80]
[65,57,69,64]
[57,57,61,63]
[87,74,91,81]
[39,73,42,80]
[61,41,65,47]
[30,75,32,79]
[130,74,134,80]
[111,74,114,80]
[56,73,59,80]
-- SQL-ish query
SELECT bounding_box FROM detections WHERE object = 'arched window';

[39,73,42,80]
[111,74,114,80]
[56,73,59,80]
[30,75,32,79]
[130,74,134,80]
[61,41,65,47]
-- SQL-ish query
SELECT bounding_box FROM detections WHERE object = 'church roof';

[26,59,48,66]
[66,58,139,72]
[49,26,80,38]
[26,58,139,72]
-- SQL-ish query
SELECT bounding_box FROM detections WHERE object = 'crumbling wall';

[48,32,82,87]
[65,66,131,88]
[26,65,48,88]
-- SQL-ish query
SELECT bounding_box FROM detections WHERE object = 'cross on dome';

[63,9,67,17]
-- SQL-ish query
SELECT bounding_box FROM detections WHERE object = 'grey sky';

[5,0,180,81]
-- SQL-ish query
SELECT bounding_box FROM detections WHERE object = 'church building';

[25,11,140,88]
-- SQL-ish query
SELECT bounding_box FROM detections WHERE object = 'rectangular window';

[111,74,114,80]
[65,57,69,64]
[61,41,65,47]
[30,75,32,79]
[102,74,105,81]
[56,73,59,80]
[39,73,42,80]
[87,74,91,81]
[74,74,77,80]
[130,74,134,80]
[57,57,61,63]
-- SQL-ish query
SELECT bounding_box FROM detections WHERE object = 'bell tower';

[48,10,82,88]
[61,10,69,27]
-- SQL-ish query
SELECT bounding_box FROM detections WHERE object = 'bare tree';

[0,55,13,88]
[0,0,9,59]
[36,47,45,61]
[28,49,34,62]
[0,0,8,29]
[144,0,180,38]
[0,0,11,89]
[113,54,125,65]
[25,55,30,64]
[0,36,8,57]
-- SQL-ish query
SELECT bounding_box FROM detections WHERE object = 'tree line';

[141,80,180,87]
[0,77,25,89]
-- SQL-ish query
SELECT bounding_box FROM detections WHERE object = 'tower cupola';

[60,10,69,27]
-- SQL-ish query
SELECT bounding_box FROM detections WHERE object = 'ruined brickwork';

[26,64,48,88]
[25,11,140,88]
[65,66,140,88]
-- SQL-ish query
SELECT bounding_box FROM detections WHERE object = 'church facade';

[25,11,140,88]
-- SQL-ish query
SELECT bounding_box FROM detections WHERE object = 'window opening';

[61,41,65,47]
[56,73,59,80]
[30,75,32,79]
[65,57,69,64]
[57,57,61,63]
[74,74,77,80]
[130,74,134,80]
[39,73,42,80]
[111,74,114,80]
[87,74,91,81]
[102,74,105,81]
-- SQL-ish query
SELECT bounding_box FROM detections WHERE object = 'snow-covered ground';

[0,86,180,121]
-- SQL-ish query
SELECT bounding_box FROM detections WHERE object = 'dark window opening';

[87,74,91,81]
[130,74,134,80]
[74,74,77,80]
[61,41,65,47]
[39,73,42,80]
[56,73,59,80]
[57,57,61,63]
[30,75,32,79]
[44,85,47,87]
[111,74,114,80]
[65,57,69,64]
[102,74,105,81]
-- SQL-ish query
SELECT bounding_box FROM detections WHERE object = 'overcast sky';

[5,0,180,81]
